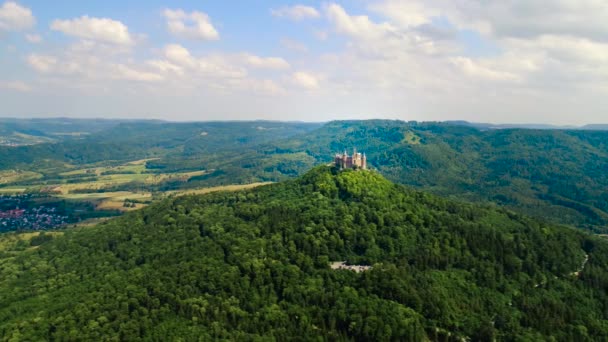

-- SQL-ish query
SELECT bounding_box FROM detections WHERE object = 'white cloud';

[27,54,57,73]
[0,1,34,31]
[325,3,456,59]
[160,44,290,77]
[163,9,219,41]
[163,44,196,68]
[292,71,320,89]
[146,60,184,75]
[271,5,320,21]
[371,0,608,42]
[450,57,520,81]
[51,16,133,45]
[161,44,247,79]
[369,1,438,28]
[146,45,293,95]
[8,0,608,123]
[0,80,31,92]
[112,64,163,82]
[325,3,394,39]
[25,33,41,43]
[27,49,163,82]
[242,54,290,69]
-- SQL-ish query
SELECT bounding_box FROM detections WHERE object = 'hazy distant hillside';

[1,167,606,340]
[3,118,608,232]
[446,121,608,131]
[582,124,608,130]
[0,118,133,146]
[0,120,321,170]
[177,120,608,232]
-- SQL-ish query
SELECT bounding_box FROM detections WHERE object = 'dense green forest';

[155,120,608,233]
[248,120,608,233]
[1,166,607,340]
[3,119,608,232]
[147,120,608,233]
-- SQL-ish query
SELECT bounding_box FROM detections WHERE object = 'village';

[0,195,69,232]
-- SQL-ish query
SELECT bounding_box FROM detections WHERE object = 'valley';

[2,119,608,233]
[0,156,272,231]
[3,2,607,339]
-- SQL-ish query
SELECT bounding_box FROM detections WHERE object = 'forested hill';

[0,120,321,169]
[196,120,608,232]
[3,119,608,232]
[2,166,608,340]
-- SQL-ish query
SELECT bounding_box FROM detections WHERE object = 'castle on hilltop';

[335,148,367,170]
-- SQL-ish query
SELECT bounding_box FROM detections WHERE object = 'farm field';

[1,159,209,195]
[0,170,42,185]
[59,183,272,213]
[167,182,272,196]
[0,188,26,194]
[0,156,273,232]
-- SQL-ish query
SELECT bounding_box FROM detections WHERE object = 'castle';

[335,148,367,170]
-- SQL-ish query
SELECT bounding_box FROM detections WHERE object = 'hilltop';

[1,166,608,340]
[3,119,608,233]
[208,120,608,232]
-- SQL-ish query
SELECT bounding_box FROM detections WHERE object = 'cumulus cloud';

[292,72,320,89]
[0,1,34,31]
[450,57,520,81]
[146,60,183,75]
[112,64,163,82]
[242,54,290,69]
[163,44,196,68]
[51,16,133,45]
[143,44,289,96]
[368,1,438,28]
[161,44,246,79]
[271,5,320,21]
[8,0,608,123]
[325,3,394,39]
[27,54,57,73]
[325,3,456,58]
[159,44,290,77]
[371,0,608,42]
[27,49,163,82]
[163,9,219,41]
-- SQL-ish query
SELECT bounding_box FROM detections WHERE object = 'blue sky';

[1,1,607,124]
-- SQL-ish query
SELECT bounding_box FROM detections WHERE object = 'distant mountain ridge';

[3,118,608,232]
[446,120,608,130]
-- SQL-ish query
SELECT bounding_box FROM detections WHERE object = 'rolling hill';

[3,119,608,233]
[165,120,608,232]
[1,166,607,340]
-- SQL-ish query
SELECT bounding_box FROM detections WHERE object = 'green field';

[2,160,208,195]
[0,157,271,226]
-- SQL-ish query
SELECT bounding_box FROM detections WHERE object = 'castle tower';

[334,148,367,170]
